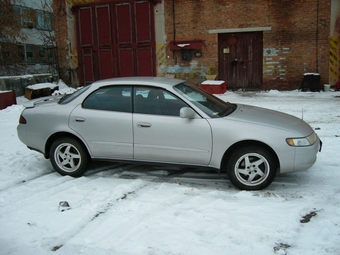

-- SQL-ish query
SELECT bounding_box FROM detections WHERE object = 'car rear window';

[59,86,90,104]
[83,86,132,112]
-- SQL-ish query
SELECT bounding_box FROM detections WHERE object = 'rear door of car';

[132,86,212,165]
[69,86,133,159]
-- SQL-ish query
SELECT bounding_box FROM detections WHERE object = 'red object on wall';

[0,90,16,110]
[335,80,340,91]
[201,80,227,94]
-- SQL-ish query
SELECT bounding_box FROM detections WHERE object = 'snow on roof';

[201,80,225,85]
[303,73,320,75]
[26,82,57,90]
[0,73,52,79]
[18,28,55,46]
[14,0,53,10]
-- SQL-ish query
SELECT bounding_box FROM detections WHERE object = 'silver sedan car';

[17,77,322,190]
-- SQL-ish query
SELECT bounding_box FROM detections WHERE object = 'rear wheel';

[226,146,277,190]
[50,137,89,177]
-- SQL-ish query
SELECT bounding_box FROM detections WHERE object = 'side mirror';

[180,107,196,119]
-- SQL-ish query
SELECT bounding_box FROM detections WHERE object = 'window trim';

[132,86,189,117]
[82,85,132,113]
[36,10,52,31]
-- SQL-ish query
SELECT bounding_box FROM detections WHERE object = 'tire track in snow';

[84,162,131,176]
[0,163,137,217]
[0,163,229,253]
[0,169,54,193]
[49,170,234,253]
[117,166,232,191]
[48,178,151,252]
[53,180,233,254]
[0,164,154,253]
[0,174,94,217]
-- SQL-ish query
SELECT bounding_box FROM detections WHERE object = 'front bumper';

[293,137,322,172]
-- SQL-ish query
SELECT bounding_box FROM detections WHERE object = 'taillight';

[19,115,27,124]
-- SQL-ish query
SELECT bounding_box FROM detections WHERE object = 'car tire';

[50,137,89,177]
[226,146,277,190]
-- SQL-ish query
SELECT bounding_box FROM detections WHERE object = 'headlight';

[286,132,317,147]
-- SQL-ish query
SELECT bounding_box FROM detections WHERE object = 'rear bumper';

[17,124,45,155]
[17,124,27,145]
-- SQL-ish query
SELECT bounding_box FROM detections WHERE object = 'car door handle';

[137,122,151,128]
[74,117,85,122]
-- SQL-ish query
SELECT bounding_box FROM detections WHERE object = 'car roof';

[91,76,185,89]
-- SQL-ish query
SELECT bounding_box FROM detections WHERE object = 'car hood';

[226,104,313,136]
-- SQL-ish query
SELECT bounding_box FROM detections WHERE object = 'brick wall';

[54,0,330,90]
[164,0,330,90]
[53,0,71,85]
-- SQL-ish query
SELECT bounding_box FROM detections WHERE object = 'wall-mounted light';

[194,51,202,57]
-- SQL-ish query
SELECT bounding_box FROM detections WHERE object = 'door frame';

[218,31,263,90]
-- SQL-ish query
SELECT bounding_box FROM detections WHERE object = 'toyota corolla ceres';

[17,77,322,190]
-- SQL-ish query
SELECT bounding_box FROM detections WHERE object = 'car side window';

[134,87,187,116]
[83,86,132,112]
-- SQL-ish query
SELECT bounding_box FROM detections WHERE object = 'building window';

[13,6,22,26]
[12,5,53,30]
[36,11,52,30]
[18,45,35,64]
[12,5,35,28]
[18,45,25,62]
[39,46,47,63]
[39,45,55,64]
[26,45,34,63]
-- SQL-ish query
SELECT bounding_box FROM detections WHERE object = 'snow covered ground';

[0,86,339,255]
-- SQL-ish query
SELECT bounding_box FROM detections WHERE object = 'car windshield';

[174,83,236,118]
[59,85,90,104]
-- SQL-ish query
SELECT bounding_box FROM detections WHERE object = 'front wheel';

[50,137,89,177]
[226,146,277,190]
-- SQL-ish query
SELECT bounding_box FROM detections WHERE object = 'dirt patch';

[274,242,291,254]
[300,210,317,223]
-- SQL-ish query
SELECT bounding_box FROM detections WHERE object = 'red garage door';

[76,1,156,85]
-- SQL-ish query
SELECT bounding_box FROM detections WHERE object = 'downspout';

[172,0,176,44]
[316,0,319,73]
[172,0,177,63]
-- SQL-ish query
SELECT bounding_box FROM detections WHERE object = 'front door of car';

[133,87,212,165]
[69,86,133,159]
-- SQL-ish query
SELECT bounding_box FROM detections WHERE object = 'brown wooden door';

[218,32,263,90]
[76,1,155,85]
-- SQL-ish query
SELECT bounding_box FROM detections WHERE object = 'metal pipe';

[172,0,176,44]
[316,0,319,73]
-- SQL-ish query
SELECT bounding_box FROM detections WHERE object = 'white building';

[0,0,55,76]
